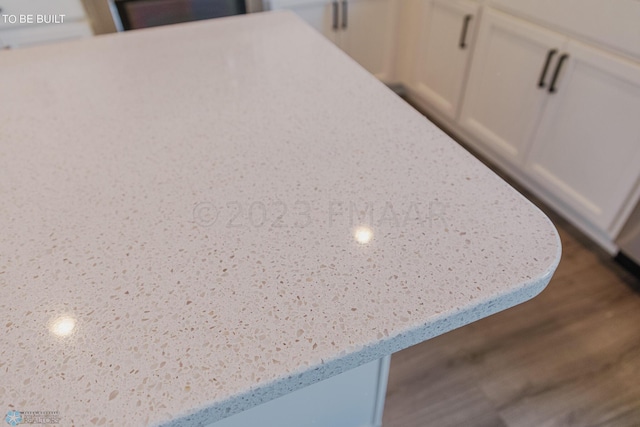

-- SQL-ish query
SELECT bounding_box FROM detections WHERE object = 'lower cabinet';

[524,40,640,235]
[206,357,390,427]
[272,0,339,44]
[408,3,640,249]
[269,0,397,82]
[458,8,566,165]
[411,0,479,121]
[339,0,397,81]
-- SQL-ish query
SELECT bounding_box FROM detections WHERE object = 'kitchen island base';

[206,356,391,427]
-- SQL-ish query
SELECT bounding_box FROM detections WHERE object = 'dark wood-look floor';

[383,99,640,427]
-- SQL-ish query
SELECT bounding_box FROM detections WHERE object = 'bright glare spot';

[354,226,373,244]
[49,316,77,337]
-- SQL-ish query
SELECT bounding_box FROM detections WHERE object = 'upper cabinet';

[411,0,479,121]
[269,0,398,82]
[525,40,640,235]
[458,9,566,164]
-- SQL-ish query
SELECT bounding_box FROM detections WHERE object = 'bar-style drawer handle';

[538,49,557,88]
[342,0,348,29]
[459,14,472,49]
[332,1,338,30]
[549,53,569,93]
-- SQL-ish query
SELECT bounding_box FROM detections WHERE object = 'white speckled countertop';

[0,11,561,427]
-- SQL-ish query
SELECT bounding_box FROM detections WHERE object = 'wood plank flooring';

[383,100,640,427]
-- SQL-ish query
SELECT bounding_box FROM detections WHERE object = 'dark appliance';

[113,0,246,30]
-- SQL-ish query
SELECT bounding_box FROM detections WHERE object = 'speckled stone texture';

[0,11,561,427]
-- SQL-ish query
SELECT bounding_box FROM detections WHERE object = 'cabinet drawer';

[488,0,640,61]
[0,21,92,49]
[0,0,87,29]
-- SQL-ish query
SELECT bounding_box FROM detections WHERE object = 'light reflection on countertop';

[48,315,77,338]
[354,226,373,244]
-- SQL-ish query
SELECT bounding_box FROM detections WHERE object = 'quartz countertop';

[0,11,561,427]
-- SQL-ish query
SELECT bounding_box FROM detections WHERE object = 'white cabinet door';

[411,0,479,121]
[340,0,397,81]
[270,0,398,82]
[459,9,566,164]
[270,0,338,45]
[525,40,640,234]
[206,357,390,427]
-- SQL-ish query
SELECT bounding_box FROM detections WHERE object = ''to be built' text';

[1,14,66,24]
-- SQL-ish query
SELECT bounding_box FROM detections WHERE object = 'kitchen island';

[0,11,560,427]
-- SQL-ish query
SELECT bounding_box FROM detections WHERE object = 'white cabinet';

[525,40,640,234]
[411,0,479,121]
[338,0,397,81]
[273,0,338,44]
[269,0,397,82]
[206,357,390,427]
[456,7,640,244]
[459,8,566,164]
